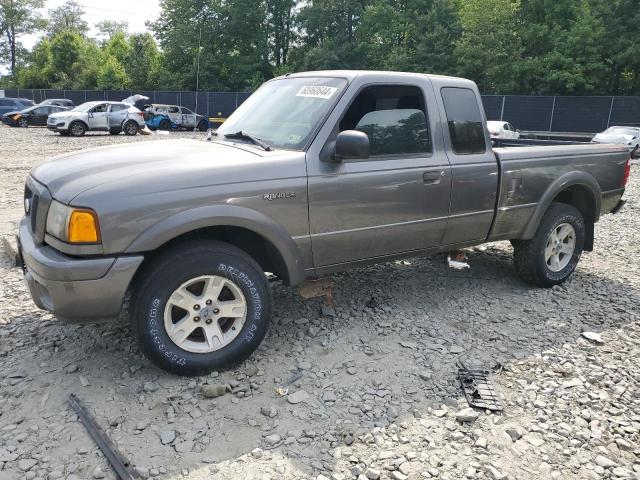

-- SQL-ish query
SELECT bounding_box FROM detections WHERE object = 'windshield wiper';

[223,131,272,151]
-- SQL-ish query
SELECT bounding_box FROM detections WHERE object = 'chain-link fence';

[4,88,640,133]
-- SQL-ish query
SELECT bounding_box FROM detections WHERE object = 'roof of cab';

[277,70,476,86]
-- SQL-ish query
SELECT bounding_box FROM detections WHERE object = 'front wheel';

[69,121,87,137]
[132,240,271,375]
[513,203,585,287]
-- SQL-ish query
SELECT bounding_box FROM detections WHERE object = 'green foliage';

[96,56,129,89]
[95,20,129,41]
[46,0,88,37]
[6,0,640,94]
[0,0,45,76]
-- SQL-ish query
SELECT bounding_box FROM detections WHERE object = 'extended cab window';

[441,87,486,155]
[340,85,431,156]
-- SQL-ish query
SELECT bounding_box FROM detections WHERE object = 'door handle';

[423,171,444,185]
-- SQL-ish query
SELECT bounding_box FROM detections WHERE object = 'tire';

[69,121,87,137]
[18,118,29,128]
[131,240,271,375]
[513,203,585,287]
[123,121,139,136]
[158,119,171,131]
[197,119,209,132]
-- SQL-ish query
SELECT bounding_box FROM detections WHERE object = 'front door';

[88,103,108,130]
[308,83,452,268]
[31,106,50,125]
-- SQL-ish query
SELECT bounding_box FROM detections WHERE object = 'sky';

[23,0,162,49]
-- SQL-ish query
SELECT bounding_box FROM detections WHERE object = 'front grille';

[24,177,51,245]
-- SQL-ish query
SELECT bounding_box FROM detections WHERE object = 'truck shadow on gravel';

[2,244,639,478]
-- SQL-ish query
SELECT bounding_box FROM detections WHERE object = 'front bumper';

[47,123,69,133]
[18,217,144,323]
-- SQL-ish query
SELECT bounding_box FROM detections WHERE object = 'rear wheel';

[132,240,271,375]
[69,121,87,137]
[513,203,585,287]
[18,117,29,128]
[123,121,139,136]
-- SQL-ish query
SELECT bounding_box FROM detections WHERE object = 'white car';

[487,121,520,139]
[47,100,146,137]
[592,126,640,157]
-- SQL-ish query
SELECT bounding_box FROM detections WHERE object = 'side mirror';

[330,130,370,162]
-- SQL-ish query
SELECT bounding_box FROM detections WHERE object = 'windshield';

[604,127,639,137]
[71,102,99,113]
[217,77,348,150]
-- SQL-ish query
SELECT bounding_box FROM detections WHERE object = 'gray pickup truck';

[18,71,630,375]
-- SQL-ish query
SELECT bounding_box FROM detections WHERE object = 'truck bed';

[489,143,629,242]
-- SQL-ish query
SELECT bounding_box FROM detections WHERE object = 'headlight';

[46,200,101,244]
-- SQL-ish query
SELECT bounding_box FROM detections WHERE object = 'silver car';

[592,126,640,157]
[47,100,146,136]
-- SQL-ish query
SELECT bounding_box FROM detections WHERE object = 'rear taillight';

[621,159,631,187]
[137,112,144,118]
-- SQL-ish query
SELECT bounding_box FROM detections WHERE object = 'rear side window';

[0,99,14,106]
[340,85,431,157]
[441,87,486,155]
[110,104,126,112]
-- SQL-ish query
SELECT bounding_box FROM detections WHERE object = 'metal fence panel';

[610,97,640,127]
[553,96,612,133]
[503,95,555,131]
[481,95,503,121]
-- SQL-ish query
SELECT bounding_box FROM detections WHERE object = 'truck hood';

[30,139,293,204]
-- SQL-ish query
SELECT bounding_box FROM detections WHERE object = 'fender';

[521,171,601,240]
[124,204,306,285]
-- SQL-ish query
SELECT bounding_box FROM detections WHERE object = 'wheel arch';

[521,171,600,251]
[125,205,306,286]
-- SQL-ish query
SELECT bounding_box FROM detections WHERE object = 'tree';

[0,0,45,77]
[97,56,129,89]
[47,0,88,36]
[125,33,159,89]
[455,0,522,93]
[95,20,129,40]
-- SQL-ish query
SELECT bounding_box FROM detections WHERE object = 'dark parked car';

[1,105,68,127]
[39,98,75,108]
[0,97,34,116]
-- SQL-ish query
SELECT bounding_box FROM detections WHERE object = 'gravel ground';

[0,125,639,480]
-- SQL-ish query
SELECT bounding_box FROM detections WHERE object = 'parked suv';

[47,101,145,136]
[144,104,209,131]
[0,97,35,116]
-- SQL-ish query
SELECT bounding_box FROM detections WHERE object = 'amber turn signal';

[68,210,100,243]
